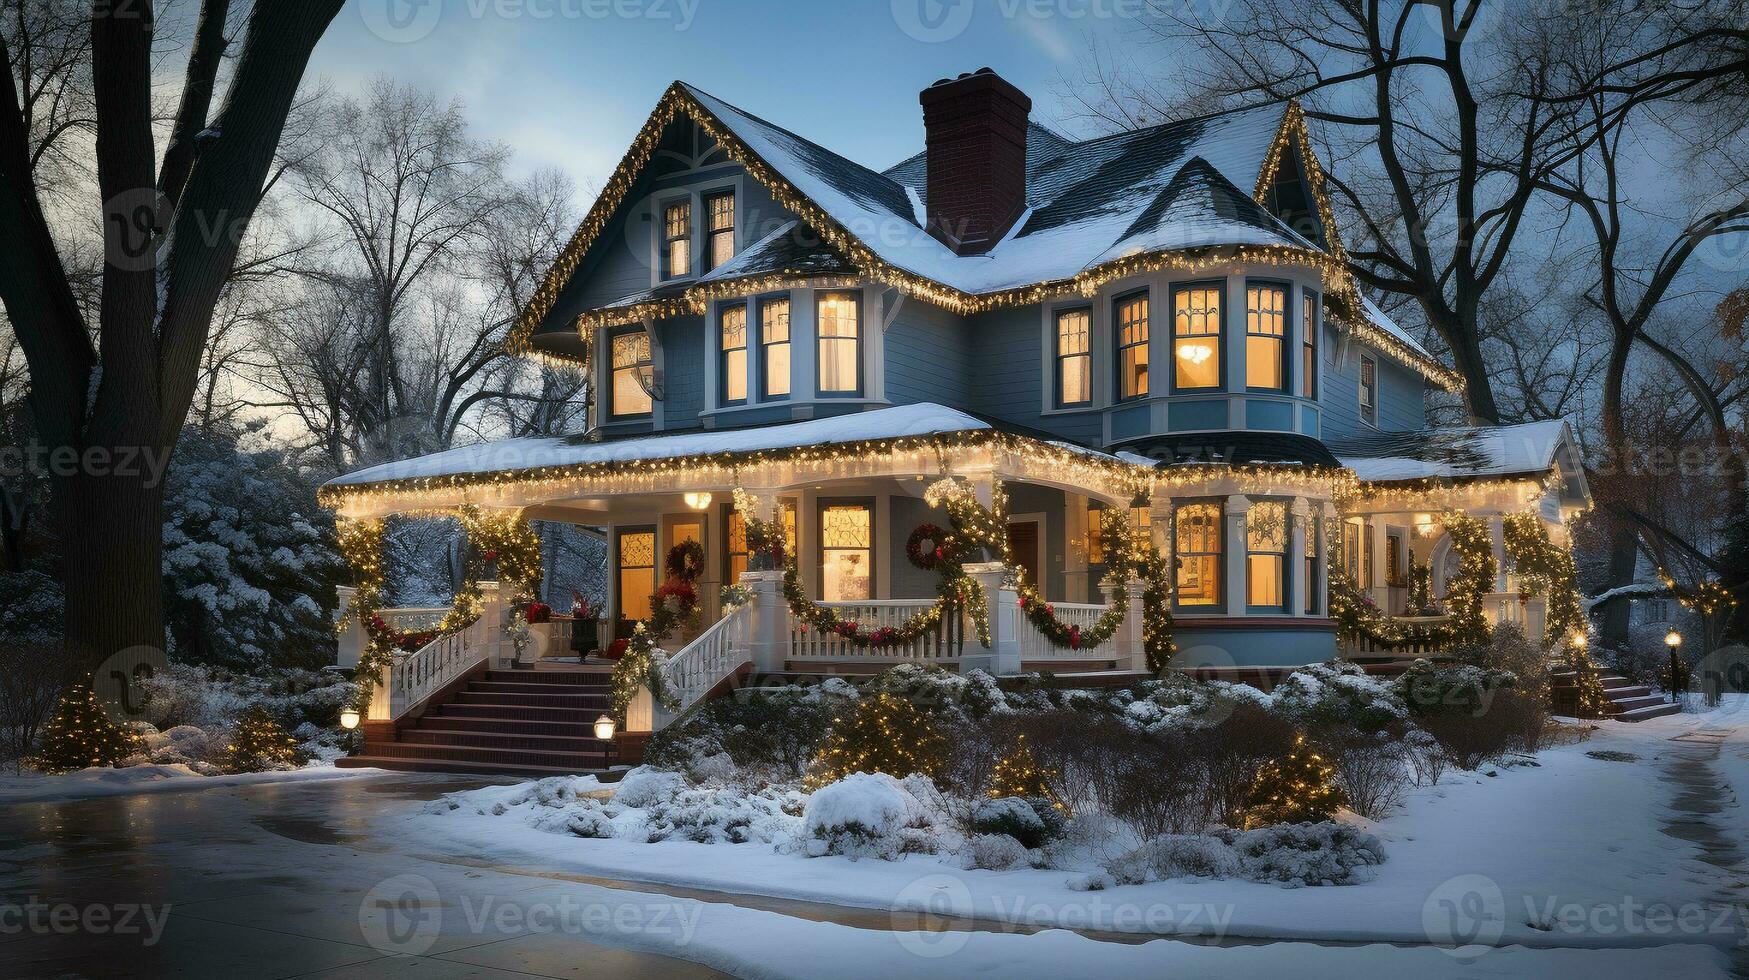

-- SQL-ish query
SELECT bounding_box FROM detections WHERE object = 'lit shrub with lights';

[225,704,306,773]
[806,692,946,789]
[1239,733,1347,829]
[31,682,141,773]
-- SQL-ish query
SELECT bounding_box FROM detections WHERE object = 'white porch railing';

[387,629,487,718]
[660,603,753,714]
[788,600,966,661]
[377,606,451,633]
[1008,601,1122,662]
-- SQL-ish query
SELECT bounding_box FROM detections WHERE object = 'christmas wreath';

[905,523,958,571]
[665,539,706,583]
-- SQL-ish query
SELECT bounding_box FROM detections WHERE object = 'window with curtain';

[1174,502,1222,606]
[816,291,861,395]
[1360,353,1378,427]
[1172,285,1221,390]
[1302,290,1319,398]
[1245,284,1287,390]
[1086,500,1106,565]
[706,192,734,270]
[609,329,653,417]
[726,509,748,580]
[1305,515,1320,615]
[761,297,790,398]
[1055,308,1091,406]
[720,304,747,404]
[1115,293,1150,400]
[820,503,872,601]
[1247,501,1287,608]
[617,529,655,621]
[663,201,691,278]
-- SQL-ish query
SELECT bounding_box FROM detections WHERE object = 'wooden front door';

[1007,520,1041,593]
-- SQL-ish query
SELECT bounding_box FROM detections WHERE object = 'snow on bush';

[802,772,947,860]
[613,767,686,807]
[861,663,1005,719]
[962,833,1031,871]
[1393,659,1516,718]
[139,662,354,731]
[970,796,1063,849]
[1268,661,1407,731]
[1099,823,1386,888]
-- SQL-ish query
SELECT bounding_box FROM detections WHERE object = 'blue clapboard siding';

[1319,323,1427,440]
[966,305,1104,443]
[659,315,706,427]
[884,299,970,407]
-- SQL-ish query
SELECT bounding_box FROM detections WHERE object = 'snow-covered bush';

[961,833,1030,870]
[1105,834,1243,884]
[643,784,802,844]
[1102,824,1385,887]
[971,796,1063,849]
[132,723,228,775]
[1269,660,1407,731]
[138,662,355,731]
[861,663,1006,719]
[1394,659,1516,718]
[802,772,945,860]
[643,679,857,781]
[1458,624,1549,698]
[613,766,686,807]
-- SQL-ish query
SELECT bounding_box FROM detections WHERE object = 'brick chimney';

[919,68,1031,255]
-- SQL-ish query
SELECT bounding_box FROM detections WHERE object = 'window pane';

[721,306,747,403]
[1246,286,1285,336]
[613,368,652,416]
[1247,502,1287,608]
[1247,502,1285,552]
[610,331,653,416]
[820,504,871,602]
[1173,287,1221,389]
[761,298,791,397]
[817,292,860,394]
[1302,293,1318,398]
[1174,502,1222,606]
[727,511,748,580]
[664,202,690,278]
[1360,356,1378,425]
[1055,309,1091,405]
[618,531,655,621]
[1116,296,1149,399]
[1246,335,1284,389]
[1247,555,1284,606]
[818,292,859,337]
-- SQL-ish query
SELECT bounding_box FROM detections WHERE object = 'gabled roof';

[511,81,1459,390]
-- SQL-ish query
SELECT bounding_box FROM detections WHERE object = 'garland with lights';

[610,541,707,717]
[1502,513,1586,649]
[1658,568,1737,617]
[1014,509,1131,653]
[31,681,141,773]
[1327,510,1494,650]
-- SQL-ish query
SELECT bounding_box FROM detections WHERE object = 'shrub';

[962,833,1032,870]
[1416,710,1511,770]
[971,796,1063,849]
[1218,823,1387,885]
[1403,727,1448,787]
[802,772,941,860]
[613,767,686,807]
[1193,701,1298,827]
[1106,835,1242,884]
[0,640,74,770]
[225,704,305,773]
[1269,660,1408,732]
[861,663,1005,719]
[1316,725,1410,819]
[806,692,946,788]
[1239,734,1347,829]
[644,680,854,781]
[1458,624,1548,699]
[1394,659,1516,718]
[1103,728,1207,838]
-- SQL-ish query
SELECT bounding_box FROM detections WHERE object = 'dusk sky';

[310,0,1143,192]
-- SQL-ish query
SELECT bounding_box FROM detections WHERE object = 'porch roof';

[322,403,1126,493]
[1327,418,1586,496]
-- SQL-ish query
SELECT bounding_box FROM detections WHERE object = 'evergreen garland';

[1502,513,1585,648]
[31,682,141,773]
[1239,733,1347,828]
[610,541,705,717]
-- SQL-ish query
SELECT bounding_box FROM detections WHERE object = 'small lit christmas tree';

[32,682,140,773]
[1240,733,1347,828]
[989,734,1057,802]
[226,705,304,773]
[806,693,944,790]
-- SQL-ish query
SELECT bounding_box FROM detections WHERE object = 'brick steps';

[1550,670,1682,722]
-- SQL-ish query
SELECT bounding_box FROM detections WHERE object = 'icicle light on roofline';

[1343,469,1562,506]
[506,85,1461,391]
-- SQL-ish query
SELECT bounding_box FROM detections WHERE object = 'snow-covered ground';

[382,701,1749,974]
[0,759,377,804]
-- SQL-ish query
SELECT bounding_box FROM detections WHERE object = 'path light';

[1665,630,1684,706]
[593,713,616,741]
[683,491,712,510]
[339,708,360,730]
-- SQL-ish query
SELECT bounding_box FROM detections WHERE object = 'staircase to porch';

[1549,669,1682,721]
[337,666,623,776]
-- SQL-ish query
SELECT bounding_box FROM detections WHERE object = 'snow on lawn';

[0,761,379,804]
[389,718,1744,961]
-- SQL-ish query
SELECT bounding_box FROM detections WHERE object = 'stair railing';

[387,620,491,720]
[658,603,753,718]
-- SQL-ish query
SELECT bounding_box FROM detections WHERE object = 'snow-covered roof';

[324,403,1122,490]
[1327,419,1576,483]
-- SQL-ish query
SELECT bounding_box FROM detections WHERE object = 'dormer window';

[706,192,735,270]
[1171,284,1221,391]
[1245,284,1287,391]
[1359,352,1378,427]
[663,201,691,279]
[609,328,654,418]
[1115,293,1150,400]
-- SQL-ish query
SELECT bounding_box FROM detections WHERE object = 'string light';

[805,692,946,790]
[30,682,141,773]
[1239,733,1346,829]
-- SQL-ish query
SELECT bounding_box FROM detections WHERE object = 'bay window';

[1245,284,1287,391]
[1055,308,1092,407]
[1172,284,1221,390]
[761,297,791,398]
[720,304,747,405]
[816,291,861,395]
[1174,502,1222,607]
[609,328,653,418]
[1246,501,1287,609]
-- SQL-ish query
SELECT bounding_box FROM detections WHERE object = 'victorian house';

[325,71,1592,773]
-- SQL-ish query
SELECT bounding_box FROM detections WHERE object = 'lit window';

[727,510,748,580]
[609,329,653,417]
[817,291,861,395]
[781,499,798,553]
[1116,294,1150,400]
[706,192,734,270]
[663,201,691,278]
[761,297,790,398]
[1385,533,1403,587]
[1086,501,1106,565]
[1174,502,1222,606]
[1055,309,1092,406]
[720,305,747,405]
[617,529,655,621]
[1247,501,1287,609]
[820,503,872,601]
[1302,290,1319,398]
[1305,515,1320,615]
[1173,285,1221,390]
[1245,285,1286,391]
[1359,353,1378,427]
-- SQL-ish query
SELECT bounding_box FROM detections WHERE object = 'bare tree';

[0,0,345,674]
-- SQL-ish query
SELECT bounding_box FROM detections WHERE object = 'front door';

[1007,520,1041,593]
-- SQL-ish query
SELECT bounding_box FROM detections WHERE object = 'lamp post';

[594,713,617,769]
[339,708,361,755]
[1665,630,1684,705]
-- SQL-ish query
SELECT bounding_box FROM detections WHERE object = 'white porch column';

[1289,498,1310,618]
[335,586,363,669]
[476,580,506,667]
[739,569,789,676]
[1113,576,1148,672]
[365,661,392,722]
[1367,518,1389,607]
[1487,514,1509,591]
[1225,495,1251,613]
[964,561,1018,675]
[1317,501,1338,617]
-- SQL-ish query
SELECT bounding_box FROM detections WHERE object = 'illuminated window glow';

[1173,286,1221,390]
[1175,502,1222,606]
[1247,501,1287,608]
[1246,285,1286,391]
[609,329,653,417]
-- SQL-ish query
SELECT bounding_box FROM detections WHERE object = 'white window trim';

[1358,350,1379,429]
[646,172,745,290]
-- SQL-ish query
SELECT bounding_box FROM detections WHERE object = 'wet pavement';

[0,773,729,979]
